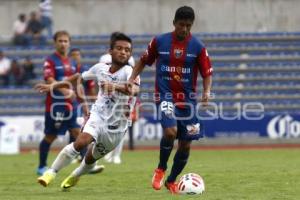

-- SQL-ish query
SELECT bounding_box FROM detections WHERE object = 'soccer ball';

[178,173,205,195]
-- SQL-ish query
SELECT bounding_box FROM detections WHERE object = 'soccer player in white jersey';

[36,33,140,190]
[99,32,136,164]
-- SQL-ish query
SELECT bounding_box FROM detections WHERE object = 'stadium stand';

[0,32,300,116]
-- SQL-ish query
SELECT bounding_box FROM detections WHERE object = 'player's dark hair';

[69,48,81,54]
[174,6,195,22]
[53,30,71,42]
[110,32,132,49]
[110,31,122,41]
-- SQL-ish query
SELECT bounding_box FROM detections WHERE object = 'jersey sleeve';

[82,64,100,80]
[197,47,213,78]
[128,56,135,66]
[99,54,112,64]
[140,37,158,66]
[43,58,55,81]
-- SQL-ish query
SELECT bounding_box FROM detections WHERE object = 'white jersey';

[99,53,135,67]
[82,62,139,133]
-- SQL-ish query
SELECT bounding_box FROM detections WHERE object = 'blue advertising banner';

[135,114,300,139]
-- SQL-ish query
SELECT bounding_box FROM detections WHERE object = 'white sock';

[50,143,80,172]
[113,137,124,159]
[71,159,96,177]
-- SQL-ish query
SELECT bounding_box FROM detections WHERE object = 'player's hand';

[201,92,210,107]
[34,83,51,93]
[59,88,76,99]
[125,81,134,95]
[100,81,115,93]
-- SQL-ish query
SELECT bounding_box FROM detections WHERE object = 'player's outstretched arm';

[128,60,145,83]
[35,73,81,92]
[100,81,139,96]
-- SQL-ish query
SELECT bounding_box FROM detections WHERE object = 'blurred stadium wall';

[0,0,300,37]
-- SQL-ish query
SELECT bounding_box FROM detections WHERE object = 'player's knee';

[73,133,93,151]
[44,135,57,143]
[164,127,177,140]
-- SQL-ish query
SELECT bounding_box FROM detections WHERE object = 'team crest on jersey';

[174,48,183,58]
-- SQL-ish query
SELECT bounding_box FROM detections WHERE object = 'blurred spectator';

[0,50,11,86]
[39,0,53,38]
[10,59,25,86]
[26,11,46,45]
[13,13,29,46]
[22,56,36,81]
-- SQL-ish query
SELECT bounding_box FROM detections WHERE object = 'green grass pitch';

[0,148,300,200]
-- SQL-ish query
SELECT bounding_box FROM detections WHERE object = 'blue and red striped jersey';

[140,32,213,106]
[43,52,78,112]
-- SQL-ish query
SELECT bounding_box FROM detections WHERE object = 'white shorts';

[82,111,126,160]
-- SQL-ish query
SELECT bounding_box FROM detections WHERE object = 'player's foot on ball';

[88,164,105,174]
[151,168,165,190]
[37,171,56,187]
[165,181,178,194]
[61,175,79,190]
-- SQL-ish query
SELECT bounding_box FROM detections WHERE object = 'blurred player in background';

[128,6,213,194]
[70,48,97,100]
[99,32,137,164]
[36,30,103,175]
[36,32,140,190]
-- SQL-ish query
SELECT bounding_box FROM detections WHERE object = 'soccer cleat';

[151,168,165,190]
[37,171,56,187]
[88,164,105,174]
[165,181,178,194]
[60,175,79,190]
[36,166,48,175]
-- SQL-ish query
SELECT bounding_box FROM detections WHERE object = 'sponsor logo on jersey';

[173,75,181,81]
[174,48,183,58]
[161,65,191,74]
[159,51,169,55]
[186,53,197,58]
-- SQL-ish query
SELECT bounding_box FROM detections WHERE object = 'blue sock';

[167,150,190,183]
[38,139,51,168]
[158,137,174,171]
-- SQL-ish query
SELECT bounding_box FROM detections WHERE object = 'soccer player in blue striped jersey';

[129,6,213,194]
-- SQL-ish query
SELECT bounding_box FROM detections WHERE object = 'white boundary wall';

[0,0,300,37]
